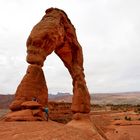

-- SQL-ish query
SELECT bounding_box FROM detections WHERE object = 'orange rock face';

[10,65,48,111]
[48,101,72,123]
[4,109,36,121]
[10,7,90,117]
[21,101,42,109]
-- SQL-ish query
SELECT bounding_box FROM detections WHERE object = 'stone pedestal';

[10,65,48,111]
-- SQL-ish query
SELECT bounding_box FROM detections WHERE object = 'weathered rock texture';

[48,101,72,123]
[9,7,90,120]
[10,65,48,111]
[5,101,47,121]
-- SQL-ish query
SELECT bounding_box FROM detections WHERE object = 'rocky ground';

[0,113,104,140]
[0,121,97,140]
[91,111,140,140]
[0,110,140,140]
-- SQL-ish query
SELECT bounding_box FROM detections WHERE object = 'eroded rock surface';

[48,101,72,123]
[9,7,90,120]
[10,65,48,111]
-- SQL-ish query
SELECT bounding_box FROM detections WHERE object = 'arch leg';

[55,43,90,113]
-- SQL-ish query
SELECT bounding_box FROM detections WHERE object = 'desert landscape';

[0,1,140,140]
[0,92,140,140]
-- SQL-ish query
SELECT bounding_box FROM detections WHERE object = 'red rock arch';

[10,8,90,113]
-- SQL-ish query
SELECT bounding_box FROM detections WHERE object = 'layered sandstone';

[48,101,72,123]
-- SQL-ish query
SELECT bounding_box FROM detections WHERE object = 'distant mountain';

[49,92,72,102]
[0,92,72,109]
[90,92,140,105]
[0,92,140,109]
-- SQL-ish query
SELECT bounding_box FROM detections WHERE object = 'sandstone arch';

[10,8,90,113]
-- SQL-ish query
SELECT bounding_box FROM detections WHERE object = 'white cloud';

[0,0,140,94]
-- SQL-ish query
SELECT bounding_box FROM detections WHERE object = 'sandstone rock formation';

[67,113,107,140]
[48,101,72,123]
[10,65,48,111]
[8,7,90,121]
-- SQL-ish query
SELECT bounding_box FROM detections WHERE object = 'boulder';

[21,101,42,109]
[4,109,46,121]
[4,109,36,121]
[9,100,24,111]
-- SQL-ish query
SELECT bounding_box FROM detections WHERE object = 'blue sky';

[0,0,140,94]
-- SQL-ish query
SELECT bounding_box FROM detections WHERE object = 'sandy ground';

[91,111,140,140]
[106,125,140,140]
[0,121,93,140]
[0,119,103,140]
[0,111,140,140]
